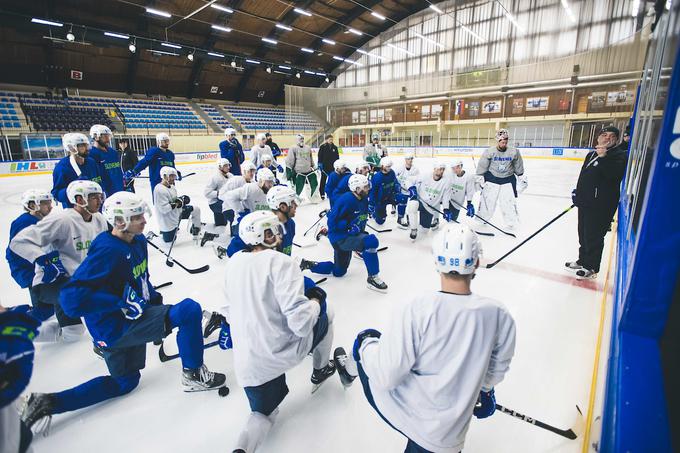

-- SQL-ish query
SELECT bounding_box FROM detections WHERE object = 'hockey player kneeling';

[338,224,516,453]
[221,211,352,452]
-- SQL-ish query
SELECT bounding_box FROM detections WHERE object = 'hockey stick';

[303,210,329,236]
[366,223,392,233]
[496,404,581,440]
[448,198,515,238]
[146,235,210,274]
[485,205,575,269]
[154,281,173,290]
[417,196,495,237]
[159,339,220,362]
[315,277,328,285]
[164,214,184,268]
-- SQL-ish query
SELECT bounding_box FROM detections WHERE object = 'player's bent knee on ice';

[363,234,379,251]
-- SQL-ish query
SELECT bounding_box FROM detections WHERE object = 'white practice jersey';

[153,183,184,232]
[250,144,272,168]
[222,249,321,387]
[362,143,388,161]
[414,174,450,215]
[444,171,476,207]
[396,165,420,192]
[10,208,108,285]
[359,292,516,453]
[204,169,232,204]
[220,182,269,213]
[217,175,248,212]
[476,146,525,179]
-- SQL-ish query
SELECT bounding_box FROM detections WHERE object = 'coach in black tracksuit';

[317,134,339,199]
[569,126,628,278]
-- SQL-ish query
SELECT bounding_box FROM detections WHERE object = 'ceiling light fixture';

[105,32,130,40]
[304,70,315,75]
[278,65,291,69]
[146,7,172,18]
[128,39,136,53]
[429,4,444,14]
[295,72,301,79]
[66,27,75,42]
[208,52,225,58]
[147,49,179,56]
[187,52,194,61]
[387,43,416,56]
[31,18,63,27]
[246,59,260,64]
[261,38,278,45]
[371,12,386,20]
[210,4,234,13]
[276,24,293,31]
[414,32,444,49]
[301,48,314,53]
[162,42,182,49]
[231,59,237,67]
[348,28,362,36]
[332,56,344,61]
[322,38,336,45]
[266,66,272,73]
[325,77,330,83]
[294,8,312,16]
[211,25,232,32]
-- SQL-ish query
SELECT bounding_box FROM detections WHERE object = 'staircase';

[215,105,242,132]
[189,101,222,133]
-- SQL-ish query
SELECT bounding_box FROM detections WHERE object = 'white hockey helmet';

[217,158,231,169]
[241,161,257,173]
[348,174,370,192]
[296,134,305,145]
[21,189,52,212]
[267,185,300,210]
[404,152,415,160]
[224,127,237,137]
[156,132,171,147]
[432,224,482,275]
[62,133,90,155]
[333,159,347,171]
[256,133,267,142]
[67,180,103,207]
[371,132,380,141]
[103,191,150,230]
[432,160,447,170]
[238,211,282,246]
[380,157,393,168]
[89,124,112,141]
[160,166,178,181]
[261,154,273,164]
[355,161,370,172]
[496,128,509,141]
[451,159,463,168]
[256,168,276,183]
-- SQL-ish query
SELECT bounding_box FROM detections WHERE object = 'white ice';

[0,155,611,453]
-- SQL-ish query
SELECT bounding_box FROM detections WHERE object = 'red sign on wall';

[70,70,83,81]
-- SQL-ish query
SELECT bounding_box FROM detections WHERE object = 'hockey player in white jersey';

[249,133,271,169]
[222,211,345,453]
[344,224,516,453]
[204,158,233,227]
[395,153,420,226]
[9,180,108,341]
[153,166,202,244]
[443,160,477,222]
[404,161,450,241]
[220,168,276,230]
[363,132,388,171]
[218,161,257,235]
[475,129,527,230]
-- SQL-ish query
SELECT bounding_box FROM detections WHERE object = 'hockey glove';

[408,186,418,201]
[34,251,68,285]
[443,209,454,222]
[120,285,147,321]
[348,223,362,235]
[395,193,408,205]
[123,170,137,186]
[352,328,382,362]
[367,203,376,218]
[305,286,328,316]
[276,165,284,173]
[466,201,475,218]
[473,388,496,419]
[180,195,191,205]
[516,175,528,195]
[218,321,233,350]
[0,307,41,407]
[171,198,184,209]
[571,189,577,206]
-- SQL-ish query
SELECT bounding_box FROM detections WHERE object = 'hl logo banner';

[10,161,53,173]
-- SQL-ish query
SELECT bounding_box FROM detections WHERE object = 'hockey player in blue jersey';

[126,133,180,199]
[6,189,55,323]
[327,174,388,292]
[88,125,123,196]
[331,160,370,203]
[51,133,103,208]
[19,192,226,433]
[369,157,401,225]
[220,128,245,176]
[325,159,351,207]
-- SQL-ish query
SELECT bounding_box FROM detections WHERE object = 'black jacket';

[266,138,281,158]
[120,148,139,172]
[574,142,628,214]
[318,142,339,173]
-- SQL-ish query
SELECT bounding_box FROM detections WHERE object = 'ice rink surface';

[0,154,612,453]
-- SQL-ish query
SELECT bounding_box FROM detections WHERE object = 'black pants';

[577,207,613,273]
[319,171,328,197]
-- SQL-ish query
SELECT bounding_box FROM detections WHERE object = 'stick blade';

[570,405,585,438]
[186,264,210,274]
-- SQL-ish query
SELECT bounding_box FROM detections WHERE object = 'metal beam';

[233,0,316,103]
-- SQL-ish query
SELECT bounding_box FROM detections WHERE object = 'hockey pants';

[294,172,318,197]
[406,200,436,229]
[477,182,519,229]
[331,233,380,277]
[161,205,202,242]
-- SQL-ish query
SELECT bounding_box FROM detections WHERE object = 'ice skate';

[431,218,440,230]
[200,232,219,247]
[397,216,409,229]
[213,243,227,259]
[410,228,418,242]
[565,261,583,271]
[367,275,388,293]
[299,258,319,272]
[182,364,226,392]
[21,393,56,434]
[311,360,336,393]
[333,347,356,388]
[575,268,597,280]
